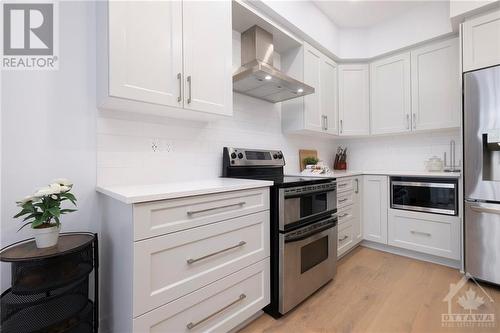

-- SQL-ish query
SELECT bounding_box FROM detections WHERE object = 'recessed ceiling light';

[297,88,304,93]
[265,75,272,80]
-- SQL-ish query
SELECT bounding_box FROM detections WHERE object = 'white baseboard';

[360,240,461,269]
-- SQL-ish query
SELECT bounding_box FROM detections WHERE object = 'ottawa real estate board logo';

[2,2,59,70]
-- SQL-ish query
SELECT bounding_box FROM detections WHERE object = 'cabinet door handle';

[177,73,182,102]
[186,241,246,264]
[355,179,359,193]
[406,114,410,129]
[413,113,416,129]
[186,202,245,216]
[186,294,246,329]
[340,119,343,134]
[339,235,348,242]
[410,230,431,237]
[187,75,192,104]
[325,115,328,131]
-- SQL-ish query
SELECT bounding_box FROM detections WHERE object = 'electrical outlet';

[151,138,159,152]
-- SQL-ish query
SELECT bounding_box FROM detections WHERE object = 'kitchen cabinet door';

[363,175,388,244]
[338,64,370,136]
[108,1,183,107]
[463,8,500,72]
[182,0,233,116]
[303,44,323,132]
[321,57,339,135]
[411,38,460,131]
[353,177,363,244]
[370,53,411,135]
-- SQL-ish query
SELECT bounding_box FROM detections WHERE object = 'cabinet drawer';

[133,211,269,316]
[337,191,354,208]
[388,210,460,260]
[133,187,269,240]
[338,205,355,224]
[338,222,353,257]
[133,258,270,333]
[337,178,354,193]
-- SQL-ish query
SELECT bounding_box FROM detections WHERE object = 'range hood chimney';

[233,26,315,103]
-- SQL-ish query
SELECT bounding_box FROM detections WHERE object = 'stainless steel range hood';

[233,26,314,103]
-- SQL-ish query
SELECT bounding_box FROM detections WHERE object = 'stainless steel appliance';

[390,177,458,216]
[222,147,337,317]
[232,26,315,103]
[464,65,500,285]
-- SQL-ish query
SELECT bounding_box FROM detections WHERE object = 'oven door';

[391,179,458,215]
[279,216,337,314]
[281,184,337,230]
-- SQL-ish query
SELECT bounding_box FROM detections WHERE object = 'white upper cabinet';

[463,8,500,72]
[370,53,411,135]
[303,45,323,132]
[282,43,338,135]
[338,64,370,136]
[411,38,460,130]
[182,0,232,116]
[321,57,339,135]
[107,1,183,108]
[98,0,232,119]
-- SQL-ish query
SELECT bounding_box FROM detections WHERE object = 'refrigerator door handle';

[468,202,500,215]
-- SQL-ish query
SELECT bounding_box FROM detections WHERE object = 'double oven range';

[223,147,338,317]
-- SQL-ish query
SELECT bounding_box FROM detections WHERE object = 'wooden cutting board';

[299,149,318,171]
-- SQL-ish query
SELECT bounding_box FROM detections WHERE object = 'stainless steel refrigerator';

[464,65,500,285]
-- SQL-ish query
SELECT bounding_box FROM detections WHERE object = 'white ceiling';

[313,0,433,28]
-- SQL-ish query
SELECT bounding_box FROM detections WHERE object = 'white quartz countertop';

[288,170,461,179]
[96,178,273,204]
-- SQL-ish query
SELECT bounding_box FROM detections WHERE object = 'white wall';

[97,31,338,187]
[337,129,462,171]
[1,1,98,291]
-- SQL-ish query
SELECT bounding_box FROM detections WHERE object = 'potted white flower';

[14,179,77,248]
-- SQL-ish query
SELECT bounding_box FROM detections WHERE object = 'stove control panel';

[224,147,285,167]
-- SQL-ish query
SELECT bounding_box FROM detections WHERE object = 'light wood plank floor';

[239,246,500,333]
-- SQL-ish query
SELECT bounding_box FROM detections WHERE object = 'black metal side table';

[0,232,98,333]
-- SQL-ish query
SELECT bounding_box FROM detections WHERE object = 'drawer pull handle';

[339,198,349,203]
[186,241,246,264]
[339,213,349,218]
[410,230,431,237]
[338,183,348,187]
[187,202,245,216]
[339,235,348,241]
[186,294,246,329]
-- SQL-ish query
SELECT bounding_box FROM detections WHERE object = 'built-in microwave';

[390,177,458,216]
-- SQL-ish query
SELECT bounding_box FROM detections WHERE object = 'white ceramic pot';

[33,225,60,248]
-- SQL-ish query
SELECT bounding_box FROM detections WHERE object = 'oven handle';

[391,181,456,189]
[284,217,337,243]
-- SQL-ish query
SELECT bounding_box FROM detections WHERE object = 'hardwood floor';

[239,246,500,333]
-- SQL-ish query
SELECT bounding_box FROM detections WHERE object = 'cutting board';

[299,149,318,171]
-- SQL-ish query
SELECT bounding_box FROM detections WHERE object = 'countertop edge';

[96,179,274,204]
[288,171,461,179]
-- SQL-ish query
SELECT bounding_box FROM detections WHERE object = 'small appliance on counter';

[334,146,347,170]
[222,147,338,318]
[425,156,444,172]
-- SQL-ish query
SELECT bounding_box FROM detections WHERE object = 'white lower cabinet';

[362,175,388,244]
[133,259,270,333]
[388,209,461,260]
[337,177,362,257]
[100,187,271,333]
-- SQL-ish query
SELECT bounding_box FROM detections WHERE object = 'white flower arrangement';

[14,179,77,230]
